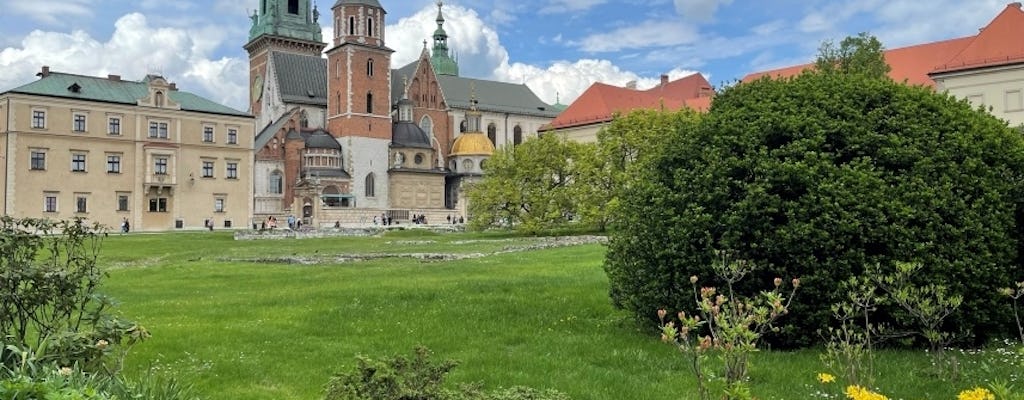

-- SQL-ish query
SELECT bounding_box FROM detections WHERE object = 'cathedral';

[245,0,559,226]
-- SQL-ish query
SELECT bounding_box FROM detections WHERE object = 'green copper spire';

[249,0,324,44]
[430,1,460,76]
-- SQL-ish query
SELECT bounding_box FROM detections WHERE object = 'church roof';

[451,133,494,156]
[2,70,249,117]
[392,122,434,149]
[333,0,383,8]
[544,73,712,131]
[743,3,1024,84]
[255,107,299,150]
[272,51,329,106]
[390,61,557,117]
[305,129,342,150]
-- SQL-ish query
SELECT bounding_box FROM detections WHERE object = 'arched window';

[460,120,467,133]
[367,59,374,77]
[269,170,283,194]
[420,115,433,137]
[155,91,164,107]
[288,0,298,14]
[487,123,497,145]
[367,17,374,37]
[366,92,373,114]
[365,173,375,197]
[261,0,266,14]
[300,111,309,128]
[513,125,523,146]
[335,17,340,38]
[349,17,355,35]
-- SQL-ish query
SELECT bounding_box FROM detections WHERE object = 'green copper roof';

[4,72,249,117]
[430,1,459,77]
[249,0,323,43]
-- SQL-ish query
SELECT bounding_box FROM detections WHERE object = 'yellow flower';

[845,385,889,400]
[817,372,836,383]
[957,388,995,400]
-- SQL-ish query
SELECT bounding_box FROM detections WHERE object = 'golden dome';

[450,133,495,156]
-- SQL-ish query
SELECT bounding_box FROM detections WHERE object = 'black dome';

[392,122,433,149]
[305,130,341,150]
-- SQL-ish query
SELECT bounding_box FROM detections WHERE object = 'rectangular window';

[227,129,238,144]
[44,195,57,213]
[30,151,46,170]
[226,162,238,179]
[202,161,214,178]
[203,126,214,142]
[107,155,121,173]
[1006,89,1023,112]
[76,196,87,213]
[148,198,167,212]
[71,154,87,172]
[117,193,130,211]
[155,157,168,175]
[108,117,121,135]
[32,110,46,129]
[73,114,86,132]
[214,198,225,213]
[149,122,168,138]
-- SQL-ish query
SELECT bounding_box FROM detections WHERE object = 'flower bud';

[657,309,667,320]
[792,278,801,288]
[690,275,699,284]
[774,277,783,287]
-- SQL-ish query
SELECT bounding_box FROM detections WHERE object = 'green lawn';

[98,231,1021,400]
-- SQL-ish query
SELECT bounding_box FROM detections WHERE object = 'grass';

[96,230,1022,400]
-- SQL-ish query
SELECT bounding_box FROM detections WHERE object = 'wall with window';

[933,65,1024,127]
[0,91,254,231]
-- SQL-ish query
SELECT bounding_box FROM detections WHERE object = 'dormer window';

[68,83,82,93]
[155,91,165,107]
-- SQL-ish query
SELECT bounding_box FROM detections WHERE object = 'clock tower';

[244,0,326,120]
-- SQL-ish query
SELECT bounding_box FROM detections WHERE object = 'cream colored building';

[0,67,254,231]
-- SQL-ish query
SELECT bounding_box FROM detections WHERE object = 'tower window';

[288,0,299,14]
[365,173,375,197]
[349,17,355,35]
[366,92,373,114]
[367,59,374,77]
[367,17,374,37]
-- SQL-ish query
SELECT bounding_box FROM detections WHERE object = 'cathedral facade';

[246,0,558,226]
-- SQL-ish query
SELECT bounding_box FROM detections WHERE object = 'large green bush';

[605,71,1024,347]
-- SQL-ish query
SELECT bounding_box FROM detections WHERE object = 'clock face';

[251,75,264,103]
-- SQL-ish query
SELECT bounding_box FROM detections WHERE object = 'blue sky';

[0,0,1014,111]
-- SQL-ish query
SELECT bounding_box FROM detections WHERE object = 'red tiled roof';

[544,73,713,130]
[743,3,1024,86]
[741,36,975,87]
[933,2,1024,74]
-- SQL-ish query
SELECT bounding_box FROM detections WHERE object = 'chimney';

[108,74,121,81]
[37,66,50,78]
[1012,2,1022,9]
[625,80,638,90]
[660,74,669,86]
[169,82,178,91]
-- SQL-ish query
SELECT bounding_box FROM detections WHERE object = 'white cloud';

[538,0,607,14]
[385,4,707,106]
[573,20,700,52]
[798,13,830,33]
[673,0,733,21]
[0,13,248,111]
[3,0,93,25]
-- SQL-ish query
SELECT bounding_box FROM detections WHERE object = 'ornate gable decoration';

[137,75,182,110]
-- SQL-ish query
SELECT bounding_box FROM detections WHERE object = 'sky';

[0,0,1015,112]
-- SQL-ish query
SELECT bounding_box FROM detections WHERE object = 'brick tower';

[243,0,326,122]
[326,0,394,140]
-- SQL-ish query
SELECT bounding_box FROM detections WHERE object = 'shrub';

[605,70,1024,347]
[323,347,569,400]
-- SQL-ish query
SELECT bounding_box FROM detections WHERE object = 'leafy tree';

[468,133,591,233]
[815,32,891,79]
[576,109,702,231]
[605,68,1024,347]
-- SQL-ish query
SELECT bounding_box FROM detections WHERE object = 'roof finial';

[423,39,427,49]
[470,83,478,111]
[556,92,560,104]
[402,75,410,98]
